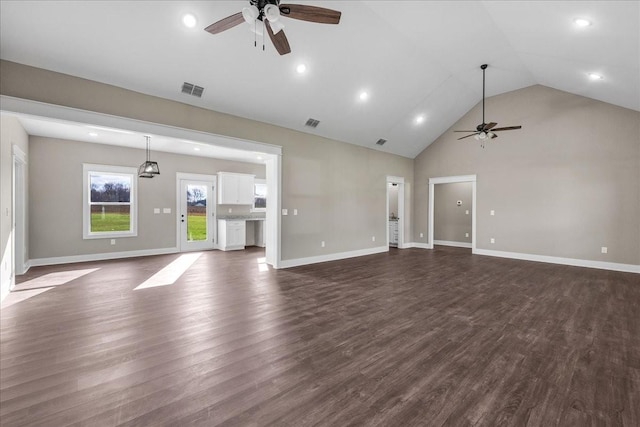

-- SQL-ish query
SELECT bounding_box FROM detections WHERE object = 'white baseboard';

[473,248,640,274]
[279,246,389,269]
[29,247,179,267]
[404,242,432,249]
[434,240,472,249]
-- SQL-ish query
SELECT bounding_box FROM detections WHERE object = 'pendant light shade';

[138,135,160,178]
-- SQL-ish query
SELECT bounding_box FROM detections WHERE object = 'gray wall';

[29,136,265,259]
[414,85,640,265]
[1,60,414,262]
[434,182,472,243]
[0,115,28,299]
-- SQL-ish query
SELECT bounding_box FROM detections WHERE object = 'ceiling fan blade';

[265,20,291,55]
[205,12,244,34]
[458,133,480,140]
[492,125,522,131]
[279,4,341,24]
[490,133,498,139]
[483,122,497,131]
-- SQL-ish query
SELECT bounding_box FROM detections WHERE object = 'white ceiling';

[1,1,638,159]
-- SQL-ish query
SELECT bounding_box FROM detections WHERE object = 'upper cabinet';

[218,172,255,205]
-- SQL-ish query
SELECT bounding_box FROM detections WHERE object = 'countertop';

[218,214,265,221]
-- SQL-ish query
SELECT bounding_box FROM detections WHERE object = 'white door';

[179,179,215,251]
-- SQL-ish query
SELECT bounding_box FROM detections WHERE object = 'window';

[83,164,137,239]
[252,179,267,212]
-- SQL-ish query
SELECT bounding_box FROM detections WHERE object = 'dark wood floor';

[1,247,639,426]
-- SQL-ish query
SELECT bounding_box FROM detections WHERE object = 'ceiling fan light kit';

[205,0,341,55]
[454,64,522,148]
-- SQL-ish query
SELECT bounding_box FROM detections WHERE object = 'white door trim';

[428,175,477,252]
[12,145,27,277]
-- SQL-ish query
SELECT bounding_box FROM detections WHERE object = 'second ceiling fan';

[454,64,522,147]
[205,0,341,55]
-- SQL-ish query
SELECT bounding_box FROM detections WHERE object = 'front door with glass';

[179,179,215,251]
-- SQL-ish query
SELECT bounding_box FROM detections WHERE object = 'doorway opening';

[428,175,476,252]
[386,176,405,249]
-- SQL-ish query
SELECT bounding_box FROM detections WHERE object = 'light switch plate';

[490,210,495,216]
[282,209,288,215]
[490,238,495,244]
[293,209,298,216]
[154,208,160,214]
[163,208,171,214]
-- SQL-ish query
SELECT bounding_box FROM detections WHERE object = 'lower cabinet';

[218,220,246,251]
[389,220,398,247]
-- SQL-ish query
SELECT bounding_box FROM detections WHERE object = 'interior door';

[179,179,215,251]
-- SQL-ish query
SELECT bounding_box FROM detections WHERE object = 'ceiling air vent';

[376,138,387,146]
[305,118,320,128]
[181,82,205,98]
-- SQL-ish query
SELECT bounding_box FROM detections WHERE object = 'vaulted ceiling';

[1,1,638,158]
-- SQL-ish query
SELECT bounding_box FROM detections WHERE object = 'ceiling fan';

[204,0,341,55]
[454,64,522,147]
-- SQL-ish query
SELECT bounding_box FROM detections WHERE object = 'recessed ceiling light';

[415,115,426,124]
[183,14,197,28]
[296,63,307,74]
[88,132,98,137]
[588,73,604,80]
[359,91,369,101]
[574,18,592,27]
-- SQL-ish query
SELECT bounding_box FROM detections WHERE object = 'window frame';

[251,178,267,213]
[83,163,138,239]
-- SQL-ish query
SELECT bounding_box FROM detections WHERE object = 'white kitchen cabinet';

[389,220,398,247]
[218,220,246,251]
[218,172,255,205]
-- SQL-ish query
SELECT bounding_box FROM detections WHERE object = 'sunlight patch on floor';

[257,256,269,272]
[134,252,202,290]
[1,287,53,309]
[14,268,100,291]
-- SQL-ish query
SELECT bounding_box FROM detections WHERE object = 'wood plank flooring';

[1,246,639,426]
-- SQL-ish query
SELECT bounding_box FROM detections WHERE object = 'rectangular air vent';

[375,138,387,146]
[305,118,320,128]
[181,82,205,98]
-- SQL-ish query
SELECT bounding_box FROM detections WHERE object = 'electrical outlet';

[110,239,116,245]
[321,241,325,248]
[372,236,376,242]
[465,233,469,238]
[465,210,469,215]
[490,238,495,244]
[293,209,298,216]
[420,232,424,238]
[154,208,160,214]
[490,210,495,216]
[601,247,608,254]
[228,208,232,213]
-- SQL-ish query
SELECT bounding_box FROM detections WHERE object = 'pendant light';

[138,135,160,178]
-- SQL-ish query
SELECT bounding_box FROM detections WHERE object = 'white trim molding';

[279,246,388,269]
[29,247,179,267]
[428,175,477,253]
[434,240,472,249]
[474,249,640,274]
[405,242,432,249]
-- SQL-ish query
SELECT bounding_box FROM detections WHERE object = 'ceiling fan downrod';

[481,63,487,130]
